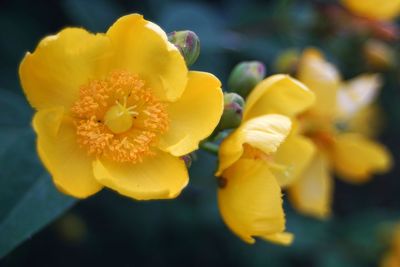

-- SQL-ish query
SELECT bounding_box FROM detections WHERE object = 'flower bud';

[227,61,266,98]
[218,93,245,130]
[273,49,300,74]
[168,30,200,66]
[364,39,395,69]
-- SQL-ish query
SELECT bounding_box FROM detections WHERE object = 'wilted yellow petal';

[218,159,291,244]
[332,133,392,183]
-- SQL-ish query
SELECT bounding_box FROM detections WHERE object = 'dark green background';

[0,0,399,266]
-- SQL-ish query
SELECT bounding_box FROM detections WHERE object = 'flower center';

[300,112,336,149]
[71,71,169,163]
[104,100,136,134]
[242,144,289,174]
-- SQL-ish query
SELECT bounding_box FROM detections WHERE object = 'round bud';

[168,30,200,66]
[227,61,266,98]
[218,92,245,130]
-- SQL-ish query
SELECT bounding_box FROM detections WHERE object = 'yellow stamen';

[71,70,169,163]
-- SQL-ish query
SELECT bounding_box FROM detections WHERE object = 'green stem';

[200,141,219,155]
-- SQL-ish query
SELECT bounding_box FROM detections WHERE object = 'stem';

[200,141,219,155]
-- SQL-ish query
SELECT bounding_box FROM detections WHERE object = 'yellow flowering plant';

[286,48,392,218]
[215,74,315,244]
[19,14,224,200]
[15,10,394,252]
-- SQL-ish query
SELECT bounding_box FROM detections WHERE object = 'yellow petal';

[19,28,112,110]
[346,104,383,138]
[297,48,341,116]
[216,114,292,176]
[332,133,392,183]
[262,232,294,246]
[272,134,316,188]
[243,74,315,121]
[342,0,400,21]
[337,74,381,119]
[93,151,188,200]
[288,153,332,219]
[158,71,223,156]
[33,107,103,198]
[218,159,291,244]
[106,14,188,102]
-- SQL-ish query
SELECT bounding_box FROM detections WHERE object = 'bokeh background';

[0,0,399,266]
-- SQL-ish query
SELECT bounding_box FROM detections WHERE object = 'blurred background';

[0,0,399,266]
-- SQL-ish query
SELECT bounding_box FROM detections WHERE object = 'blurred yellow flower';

[19,14,223,200]
[216,75,315,244]
[380,224,400,267]
[342,0,400,21]
[288,48,392,218]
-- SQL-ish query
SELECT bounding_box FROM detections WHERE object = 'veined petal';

[288,153,332,219]
[33,107,103,198]
[19,28,112,110]
[216,114,292,176]
[93,151,188,200]
[342,0,400,21]
[297,48,341,116]
[337,74,381,119]
[272,134,316,188]
[332,133,392,183]
[218,159,291,244]
[243,74,315,121]
[158,71,223,156]
[106,14,188,102]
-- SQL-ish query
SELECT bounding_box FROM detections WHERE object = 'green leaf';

[0,174,76,258]
[0,89,76,258]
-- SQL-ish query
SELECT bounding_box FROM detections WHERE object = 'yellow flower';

[216,75,315,244]
[19,14,224,200]
[288,48,392,218]
[342,0,400,21]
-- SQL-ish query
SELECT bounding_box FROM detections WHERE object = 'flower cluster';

[19,14,392,245]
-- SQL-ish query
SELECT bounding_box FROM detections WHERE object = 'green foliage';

[0,90,76,258]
